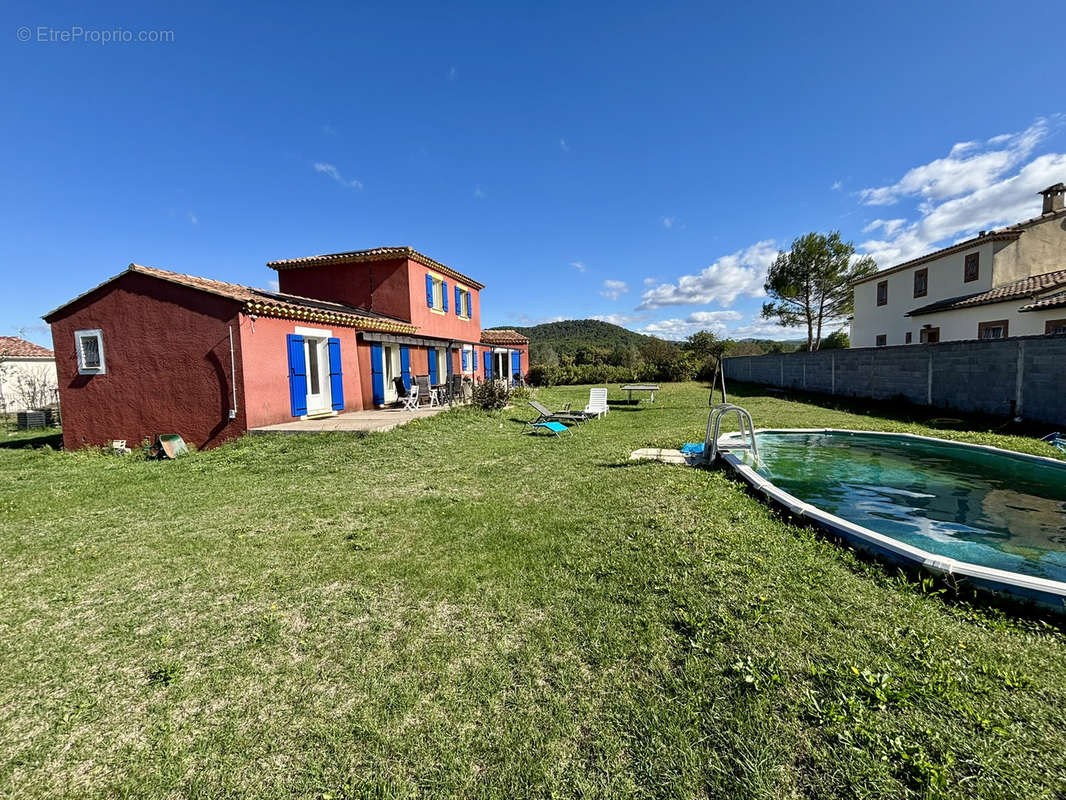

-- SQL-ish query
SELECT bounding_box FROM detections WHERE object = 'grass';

[1,382,1064,799]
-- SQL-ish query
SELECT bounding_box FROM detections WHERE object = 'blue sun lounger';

[528,421,571,437]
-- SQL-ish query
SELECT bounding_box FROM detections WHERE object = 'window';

[455,286,472,319]
[913,268,927,298]
[75,329,105,374]
[964,252,979,282]
[1046,319,1066,335]
[424,273,448,312]
[977,320,1008,340]
[920,327,939,344]
[876,280,888,306]
[875,334,887,347]
[905,332,912,344]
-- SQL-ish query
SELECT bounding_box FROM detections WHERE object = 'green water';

[746,432,1066,583]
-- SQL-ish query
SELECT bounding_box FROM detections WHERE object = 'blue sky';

[3,1,1065,347]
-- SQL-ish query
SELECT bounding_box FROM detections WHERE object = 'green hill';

[488,319,657,364]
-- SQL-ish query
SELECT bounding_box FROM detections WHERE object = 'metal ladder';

[704,403,759,465]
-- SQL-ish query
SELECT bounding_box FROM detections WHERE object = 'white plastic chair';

[401,382,419,410]
[584,387,609,418]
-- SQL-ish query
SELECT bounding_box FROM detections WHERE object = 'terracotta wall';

[275,259,411,321]
[404,259,483,343]
[46,273,247,450]
[239,316,367,428]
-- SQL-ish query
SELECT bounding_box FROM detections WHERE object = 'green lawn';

[1,383,1064,799]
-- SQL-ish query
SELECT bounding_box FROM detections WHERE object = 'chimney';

[1039,182,1066,214]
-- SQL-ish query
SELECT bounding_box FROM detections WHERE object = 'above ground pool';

[717,430,1066,612]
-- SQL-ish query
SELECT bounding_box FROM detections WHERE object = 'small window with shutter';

[875,334,887,346]
[75,329,106,374]
[964,253,979,282]
[913,268,927,298]
[876,281,888,306]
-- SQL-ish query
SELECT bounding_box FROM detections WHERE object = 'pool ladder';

[704,404,759,465]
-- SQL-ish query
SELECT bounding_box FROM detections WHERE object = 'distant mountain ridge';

[487,319,657,358]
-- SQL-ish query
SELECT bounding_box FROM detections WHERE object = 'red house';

[44,247,529,450]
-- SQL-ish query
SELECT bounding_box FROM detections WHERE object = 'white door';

[383,346,401,403]
[495,351,510,382]
[303,337,329,412]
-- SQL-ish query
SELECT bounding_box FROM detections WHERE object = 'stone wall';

[723,335,1066,426]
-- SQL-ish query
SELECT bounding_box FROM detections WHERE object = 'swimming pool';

[716,429,1066,613]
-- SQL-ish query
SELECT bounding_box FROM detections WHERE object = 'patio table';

[620,384,661,404]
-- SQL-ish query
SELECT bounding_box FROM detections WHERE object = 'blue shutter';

[512,350,521,382]
[483,351,492,381]
[370,344,384,406]
[287,334,307,417]
[455,286,461,316]
[441,281,448,312]
[469,291,475,319]
[327,338,344,411]
[461,348,468,371]
[428,347,438,384]
[425,274,434,307]
[400,346,411,390]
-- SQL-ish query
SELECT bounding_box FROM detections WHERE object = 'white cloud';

[559,138,570,152]
[858,117,1051,206]
[661,216,679,229]
[860,149,1066,267]
[637,310,744,340]
[187,212,198,225]
[643,277,657,286]
[266,279,280,292]
[590,312,649,327]
[474,184,486,199]
[600,279,629,300]
[728,319,806,341]
[314,162,363,190]
[861,218,905,236]
[638,239,778,309]
[831,180,843,191]
[570,260,587,273]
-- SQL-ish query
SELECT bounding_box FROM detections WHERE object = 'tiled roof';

[1019,289,1066,312]
[906,268,1066,317]
[0,336,53,358]
[480,329,529,345]
[44,264,417,334]
[266,246,487,290]
[852,204,1066,287]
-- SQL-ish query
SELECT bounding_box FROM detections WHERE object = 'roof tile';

[907,268,1066,316]
[0,336,53,358]
[266,246,486,290]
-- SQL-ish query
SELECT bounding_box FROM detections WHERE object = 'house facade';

[44,248,528,450]
[0,336,58,413]
[850,183,1066,347]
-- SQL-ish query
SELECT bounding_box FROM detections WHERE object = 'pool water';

[743,432,1066,583]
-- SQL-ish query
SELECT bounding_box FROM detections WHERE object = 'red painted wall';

[47,273,248,451]
[239,316,367,428]
[276,259,411,322]
[405,260,482,343]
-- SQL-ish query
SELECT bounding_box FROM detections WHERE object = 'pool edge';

[717,428,1066,616]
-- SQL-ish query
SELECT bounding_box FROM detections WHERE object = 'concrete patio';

[249,405,448,436]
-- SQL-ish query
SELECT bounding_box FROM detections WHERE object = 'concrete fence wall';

[723,335,1066,426]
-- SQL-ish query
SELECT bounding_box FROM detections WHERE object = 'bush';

[510,384,534,402]
[527,364,553,387]
[471,381,511,410]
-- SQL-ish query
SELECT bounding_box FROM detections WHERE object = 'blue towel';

[680,442,704,454]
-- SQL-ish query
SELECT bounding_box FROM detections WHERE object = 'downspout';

[228,325,238,419]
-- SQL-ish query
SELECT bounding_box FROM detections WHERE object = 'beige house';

[850,183,1066,347]
[0,336,58,414]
